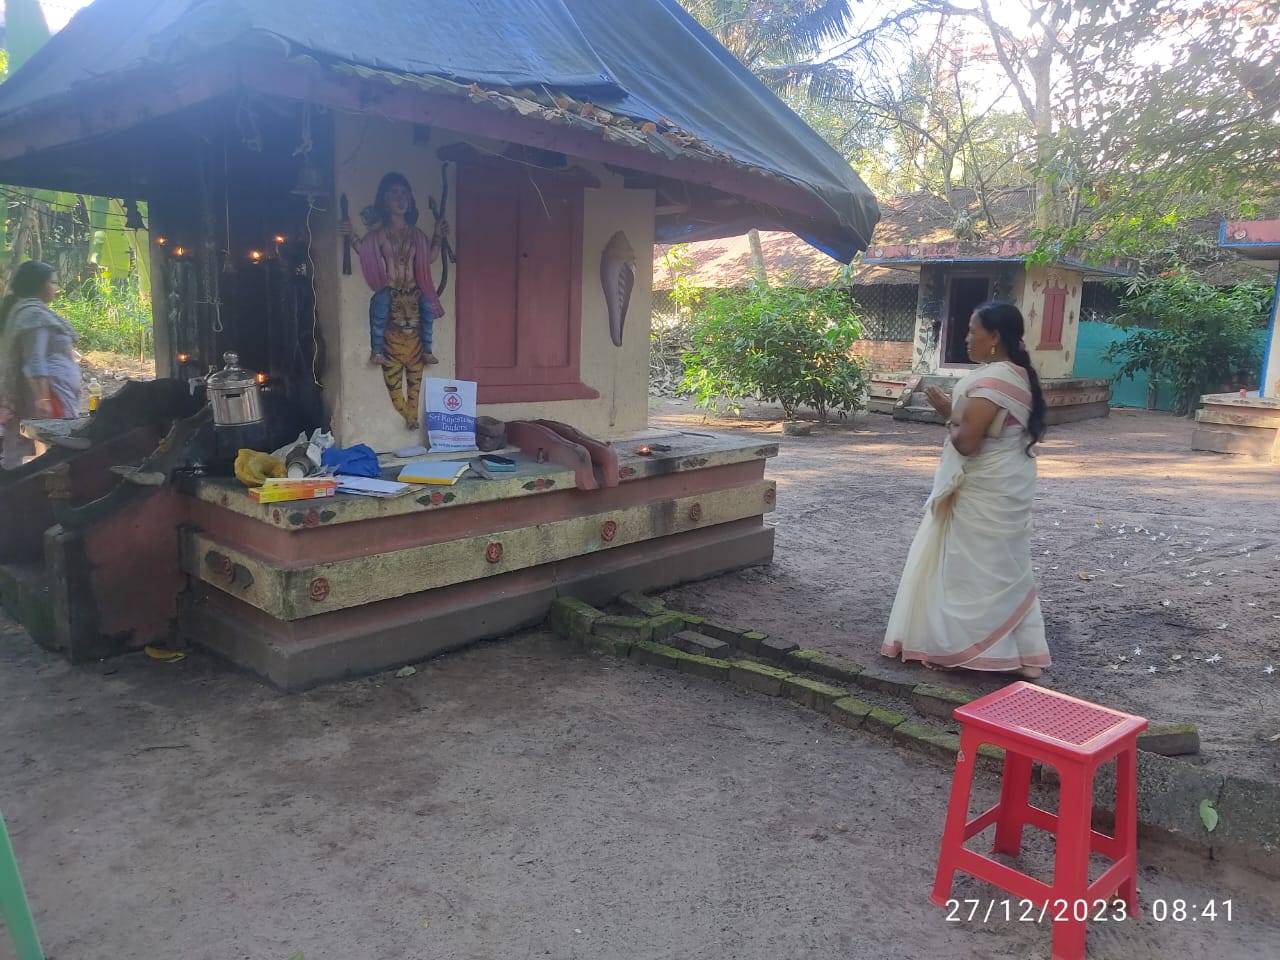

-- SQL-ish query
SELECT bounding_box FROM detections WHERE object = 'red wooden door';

[456,169,520,376]
[456,164,594,403]
[1039,285,1067,349]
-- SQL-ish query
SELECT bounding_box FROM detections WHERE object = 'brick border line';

[547,595,1279,880]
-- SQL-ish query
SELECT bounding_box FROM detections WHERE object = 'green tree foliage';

[1104,272,1273,415]
[4,0,51,72]
[1048,0,1278,262]
[680,1,856,73]
[681,284,868,421]
[53,272,153,358]
[678,2,863,281]
[3,18,150,297]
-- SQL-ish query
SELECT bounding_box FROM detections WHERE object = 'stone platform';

[1192,393,1280,462]
[869,372,1110,426]
[179,431,777,689]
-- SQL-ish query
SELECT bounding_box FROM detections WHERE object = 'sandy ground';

[653,400,1280,784]
[2,623,1277,960]
[80,351,155,400]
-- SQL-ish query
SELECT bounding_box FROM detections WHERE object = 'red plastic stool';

[932,681,1147,960]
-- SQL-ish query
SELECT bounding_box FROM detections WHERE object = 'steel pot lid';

[207,352,257,392]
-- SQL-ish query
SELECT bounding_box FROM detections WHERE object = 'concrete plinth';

[178,431,778,689]
[1193,393,1280,462]
[184,519,774,691]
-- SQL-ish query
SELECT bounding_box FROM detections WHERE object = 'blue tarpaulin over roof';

[0,0,879,260]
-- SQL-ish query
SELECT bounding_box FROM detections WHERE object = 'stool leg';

[1050,767,1094,960]
[931,728,980,908]
[1114,747,1140,916]
[0,812,45,960]
[992,751,1034,856]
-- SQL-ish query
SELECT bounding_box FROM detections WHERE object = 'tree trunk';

[1032,49,1055,233]
[747,228,769,285]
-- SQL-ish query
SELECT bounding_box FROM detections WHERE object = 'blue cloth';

[321,443,381,477]
[369,288,434,357]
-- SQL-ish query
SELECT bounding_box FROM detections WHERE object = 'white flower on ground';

[1206,653,1224,664]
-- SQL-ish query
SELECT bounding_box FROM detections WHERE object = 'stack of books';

[249,477,340,503]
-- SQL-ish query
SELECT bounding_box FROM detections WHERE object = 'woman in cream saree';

[881,302,1050,677]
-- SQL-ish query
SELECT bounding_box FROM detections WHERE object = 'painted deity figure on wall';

[340,172,447,429]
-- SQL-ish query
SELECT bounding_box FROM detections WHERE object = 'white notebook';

[337,476,411,498]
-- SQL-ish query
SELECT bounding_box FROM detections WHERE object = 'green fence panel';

[1072,321,1176,411]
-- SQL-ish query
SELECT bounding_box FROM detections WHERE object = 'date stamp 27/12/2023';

[945,898,1235,924]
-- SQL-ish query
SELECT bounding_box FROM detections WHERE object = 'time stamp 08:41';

[945,898,1234,924]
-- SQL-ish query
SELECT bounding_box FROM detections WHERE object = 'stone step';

[0,562,56,650]
[1192,425,1279,461]
[895,405,946,425]
[668,629,733,660]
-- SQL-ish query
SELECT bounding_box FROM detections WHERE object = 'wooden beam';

[0,58,239,166]
[0,52,839,233]
[238,58,835,229]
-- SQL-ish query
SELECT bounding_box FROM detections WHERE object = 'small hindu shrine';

[0,0,879,688]
[1192,219,1280,462]
[862,237,1121,424]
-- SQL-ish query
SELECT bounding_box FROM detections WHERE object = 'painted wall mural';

[341,172,448,429]
[600,230,636,347]
[913,266,945,372]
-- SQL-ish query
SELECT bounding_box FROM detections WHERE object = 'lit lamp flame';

[637,445,653,456]
[173,246,187,257]
[155,236,168,246]
[255,372,268,385]
[274,235,286,244]
[176,352,191,364]
[249,250,264,263]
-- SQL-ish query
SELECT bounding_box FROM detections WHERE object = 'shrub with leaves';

[1104,271,1271,415]
[54,272,153,358]
[681,283,867,422]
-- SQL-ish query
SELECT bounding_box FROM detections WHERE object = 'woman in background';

[0,261,82,469]
[880,301,1051,678]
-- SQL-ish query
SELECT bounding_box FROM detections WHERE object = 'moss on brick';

[618,592,667,617]
[671,630,732,660]
[911,683,975,721]
[547,596,604,640]
[666,610,705,627]
[828,696,874,729]
[647,612,687,642]
[586,634,635,657]
[783,675,848,712]
[699,621,756,648]
[676,652,732,682]
[893,721,961,762]
[757,635,799,662]
[785,648,865,684]
[852,668,918,700]
[865,706,908,737]
[729,660,791,696]
[631,640,687,669]
[977,744,1005,763]
[593,615,653,643]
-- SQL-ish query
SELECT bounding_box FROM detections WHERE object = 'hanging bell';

[123,198,147,231]
[291,160,328,201]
